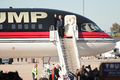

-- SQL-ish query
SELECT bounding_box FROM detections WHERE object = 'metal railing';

[49,25,57,41]
[56,30,68,75]
[71,26,81,69]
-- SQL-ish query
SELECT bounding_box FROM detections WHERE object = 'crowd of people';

[0,63,103,80]
[0,70,22,80]
[48,65,101,80]
[48,64,60,80]
[75,65,100,80]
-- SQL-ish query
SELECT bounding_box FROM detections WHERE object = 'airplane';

[101,41,120,58]
[0,8,115,58]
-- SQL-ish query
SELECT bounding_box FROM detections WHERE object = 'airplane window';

[31,24,35,29]
[0,24,3,30]
[81,23,102,32]
[88,24,96,31]
[81,24,86,31]
[24,24,29,30]
[50,25,54,30]
[38,24,43,29]
[11,24,16,29]
[81,24,91,32]
[90,24,102,32]
[85,25,91,32]
[18,24,22,29]
[93,25,100,30]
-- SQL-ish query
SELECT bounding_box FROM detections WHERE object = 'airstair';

[50,15,81,77]
[50,27,80,75]
[58,35,81,73]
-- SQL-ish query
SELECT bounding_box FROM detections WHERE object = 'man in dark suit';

[54,14,58,30]
[57,15,64,38]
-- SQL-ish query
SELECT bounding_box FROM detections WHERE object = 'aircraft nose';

[101,39,116,53]
[93,38,116,55]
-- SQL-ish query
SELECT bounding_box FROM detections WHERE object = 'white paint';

[101,41,120,58]
[64,15,77,37]
[0,38,115,58]
[31,12,47,23]
[0,12,6,23]
[115,41,120,51]
[0,12,48,23]
[8,12,29,23]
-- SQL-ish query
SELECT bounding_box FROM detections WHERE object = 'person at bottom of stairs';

[52,64,60,80]
[32,63,38,80]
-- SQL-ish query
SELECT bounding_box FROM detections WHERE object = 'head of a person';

[79,68,83,73]
[4,70,8,74]
[55,64,60,69]
[35,59,38,63]
[58,15,62,19]
[35,63,38,68]
[54,14,57,17]
[76,69,79,73]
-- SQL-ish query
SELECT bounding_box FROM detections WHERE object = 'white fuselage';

[0,38,115,58]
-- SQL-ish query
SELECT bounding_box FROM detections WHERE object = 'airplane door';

[64,15,77,37]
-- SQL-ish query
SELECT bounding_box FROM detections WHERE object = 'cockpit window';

[81,23,103,32]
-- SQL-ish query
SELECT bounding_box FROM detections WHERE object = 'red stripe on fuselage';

[0,36,49,38]
[79,32,112,38]
[0,32,112,38]
[0,32,49,36]
[0,32,49,38]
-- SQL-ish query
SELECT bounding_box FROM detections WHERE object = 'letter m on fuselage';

[8,12,29,23]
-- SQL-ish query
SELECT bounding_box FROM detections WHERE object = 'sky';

[0,0,120,32]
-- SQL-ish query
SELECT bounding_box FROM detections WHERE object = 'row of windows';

[0,24,43,30]
[81,23,102,32]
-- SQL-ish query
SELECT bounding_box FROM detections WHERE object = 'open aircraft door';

[64,15,77,37]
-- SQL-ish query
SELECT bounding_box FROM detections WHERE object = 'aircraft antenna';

[83,0,85,16]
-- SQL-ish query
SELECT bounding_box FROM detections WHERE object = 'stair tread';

[57,36,80,73]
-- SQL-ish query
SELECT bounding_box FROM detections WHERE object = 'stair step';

[57,36,80,74]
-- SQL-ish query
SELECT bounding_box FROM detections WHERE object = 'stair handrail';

[72,26,81,69]
[56,30,68,75]
[74,25,79,40]
[49,25,57,41]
